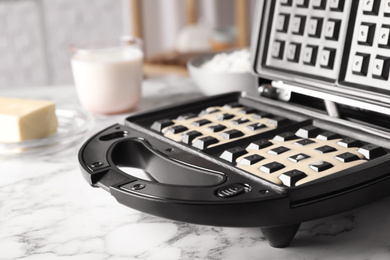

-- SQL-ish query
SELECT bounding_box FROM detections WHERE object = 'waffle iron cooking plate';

[79,0,390,247]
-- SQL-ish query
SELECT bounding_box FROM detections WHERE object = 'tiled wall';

[0,0,46,89]
[0,0,123,89]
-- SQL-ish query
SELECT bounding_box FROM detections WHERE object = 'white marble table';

[2,77,390,260]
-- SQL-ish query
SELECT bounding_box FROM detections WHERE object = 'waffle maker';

[79,0,390,247]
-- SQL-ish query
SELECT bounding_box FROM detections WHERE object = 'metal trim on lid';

[272,80,390,116]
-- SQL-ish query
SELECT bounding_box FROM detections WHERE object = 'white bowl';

[187,52,258,96]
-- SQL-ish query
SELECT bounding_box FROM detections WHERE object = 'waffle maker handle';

[79,124,300,248]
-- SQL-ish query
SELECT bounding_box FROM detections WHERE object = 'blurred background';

[0,0,256,89]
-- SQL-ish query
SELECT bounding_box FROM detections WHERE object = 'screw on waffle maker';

[79,0,390,247]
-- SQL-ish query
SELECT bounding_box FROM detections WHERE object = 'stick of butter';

[0,97,58,143]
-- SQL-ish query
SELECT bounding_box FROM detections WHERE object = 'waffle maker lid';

[250,0,390,115]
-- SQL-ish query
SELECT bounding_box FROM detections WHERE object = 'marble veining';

[2,78,390,259]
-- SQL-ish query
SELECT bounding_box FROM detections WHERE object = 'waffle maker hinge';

[259,82,341,118]
[258,83,292,102]
[323,100,340,118]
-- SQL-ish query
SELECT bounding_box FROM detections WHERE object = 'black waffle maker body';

[79,0,390,247]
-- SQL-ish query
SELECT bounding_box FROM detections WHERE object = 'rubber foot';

[260,223,301,248]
